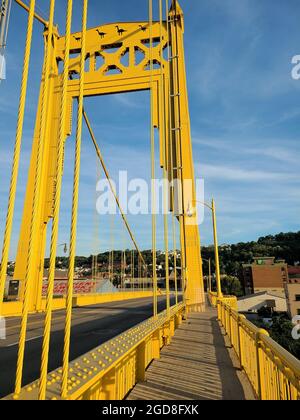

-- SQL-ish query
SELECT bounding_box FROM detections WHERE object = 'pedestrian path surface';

[127,307,255,400]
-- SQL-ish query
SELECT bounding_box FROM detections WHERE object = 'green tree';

[222,276,243,297]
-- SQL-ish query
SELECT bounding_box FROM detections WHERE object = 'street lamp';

[58,243,68,254]
[187,198,223,298]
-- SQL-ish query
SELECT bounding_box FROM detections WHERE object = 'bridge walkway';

[127,306,255,400]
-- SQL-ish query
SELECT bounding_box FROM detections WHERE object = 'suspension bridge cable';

[81,107,147,269]
[165,0,178,304]
[38,0,73,401]
[0,0,36,317]
[149,0,158,317]
[172,214,178,303]
[110,213,115,292]
[92,161,100,284]
[122,228,126,292]
[159,0,170,315]
[61,0,88,399]
[14,0,56,397]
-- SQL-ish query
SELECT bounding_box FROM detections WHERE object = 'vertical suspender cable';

[173,217,178,303]
[165,0,178,305]
[149,0,157,317]
[159,0,170,315]
[93,162,100,284]
[14,0,55,397]
[0,0,36,317]
[132,250,134,290]
[61,0,88,399]
[130,250,132,289]
[132,250,135,290]
[170,0,187,306]
[38,0,73,401]
[110,213,114,292]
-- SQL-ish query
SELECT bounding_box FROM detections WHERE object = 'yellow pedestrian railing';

[208,291,218,307]
[217,299,300,400]
[208,291,238,311]
[5,302,185,400]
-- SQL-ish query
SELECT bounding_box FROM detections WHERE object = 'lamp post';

[58,243,68,254]
[187,198,223,298]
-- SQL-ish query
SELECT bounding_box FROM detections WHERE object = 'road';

[0,295,179,398]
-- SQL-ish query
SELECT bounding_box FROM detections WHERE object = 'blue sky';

[0,0,300,257]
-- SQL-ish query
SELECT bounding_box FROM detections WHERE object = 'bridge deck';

[128,307,255,400]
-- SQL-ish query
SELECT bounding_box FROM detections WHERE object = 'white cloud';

[193,136,300,166]
[198,163,295,182]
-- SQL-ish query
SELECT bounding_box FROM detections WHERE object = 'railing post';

[100,368,116,400]
[256,328,269,400]
[237,314,246,369]
[217,300,221,321]
[136,342,146,382]
[175,312,182,328]
[163,321,171,345]
[152,329,160,359]
[228,307,233,346]
[170,317,175,338]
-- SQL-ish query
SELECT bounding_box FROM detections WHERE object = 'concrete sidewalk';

[128,307,255,400]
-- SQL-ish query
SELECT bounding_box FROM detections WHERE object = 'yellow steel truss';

[2,1,204,316]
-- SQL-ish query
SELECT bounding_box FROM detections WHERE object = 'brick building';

[241,257,288,298]
[285,266,300,318]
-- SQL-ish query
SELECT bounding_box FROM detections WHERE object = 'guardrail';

[208,291,238,311]
[217,299,300,400]
[1,290,155,317]
[6,302,185,400]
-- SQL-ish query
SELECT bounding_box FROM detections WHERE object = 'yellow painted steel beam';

[74,290,154,307]
[1,291,157,317]
[14,0,48,26]
[168,1,204,311]
[7,0,204,316]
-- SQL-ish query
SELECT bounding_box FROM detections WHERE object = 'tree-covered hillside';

[41,231,300,277]
[201,231,300,277]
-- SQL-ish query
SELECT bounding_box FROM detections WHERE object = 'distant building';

[287,266,300,281]
[43,269,69,280]
[4,276,14,299]
[241,257,288,298]
[285,266,300,318]
[238,291,287,314]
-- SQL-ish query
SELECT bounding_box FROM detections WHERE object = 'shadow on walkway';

[128,306,255,400]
